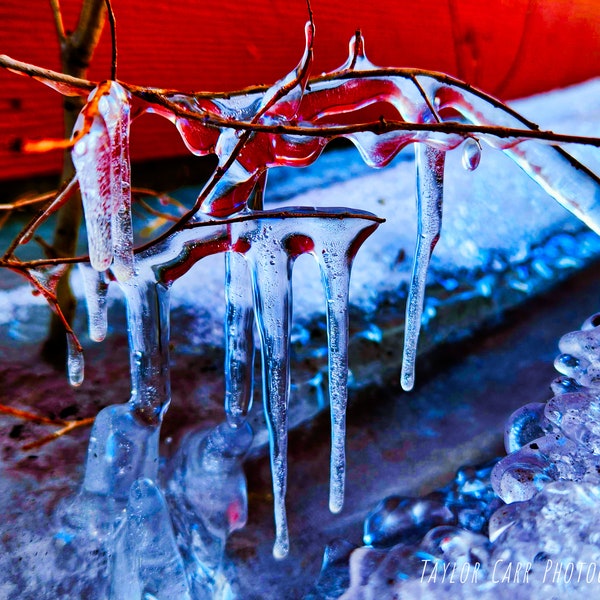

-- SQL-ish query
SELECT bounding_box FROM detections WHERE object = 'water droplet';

[73,138,87,156]
[461,138,482,171]
[66,335,85,387]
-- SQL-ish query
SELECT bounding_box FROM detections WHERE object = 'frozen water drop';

[339,30,378,71]
[504,402,553,453]
[363,496,454,548]
[79,264,109,342]
[550,375,582,396]
[461,137,482,171]
[420,525,490,566]
[176,422,252,538]
[66,335,84,387]
[545,391,600,454]
[582,312,600,331]
[73,138,87,156]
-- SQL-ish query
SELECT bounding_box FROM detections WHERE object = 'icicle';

[78,264,109,342]
[105,83,135,282]
[110,136,134,281]
[401,145,445,391]
[318,249,351,514]
[246,233,293,560]
[122,277,172,426]
[313,215,380,514]
[339,30,378,72]
[461,137,482,171]
[79,275,170,502]
[230,209,381,555]
[66,334,84,387]
[224,252,255,428]
[72,115,113,271]
[72,81,134,279]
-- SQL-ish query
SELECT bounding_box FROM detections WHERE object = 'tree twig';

[104,0,117,80]
[21,417,95,450]
[48,0,67,44]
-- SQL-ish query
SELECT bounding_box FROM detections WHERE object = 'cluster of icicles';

[30,23,600,563]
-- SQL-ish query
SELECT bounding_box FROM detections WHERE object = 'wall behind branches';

[1,0,599,182]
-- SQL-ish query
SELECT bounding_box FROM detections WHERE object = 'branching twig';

[0,191,59,211]
[2,177,78,260]
[42,0,107,365]
[0,403,94,450]
[21,417,95,450]
[48,0,67,44]
[0,404,63,427]
[104,0,117,80]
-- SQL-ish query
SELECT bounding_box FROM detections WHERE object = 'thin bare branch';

[2,177,78,260]
[0,54,94,95]
[410,74,442,123]
[13,266,83,353]
[0,191,58,211]
[104,0,118,79]
[0,404,66,427]
[21,417,95,451]
[48,0,67,43]
[0,402,95,450]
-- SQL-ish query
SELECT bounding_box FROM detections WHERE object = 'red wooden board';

[1,0,600,182]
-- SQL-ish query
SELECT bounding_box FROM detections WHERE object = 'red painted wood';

[1,0,599,182]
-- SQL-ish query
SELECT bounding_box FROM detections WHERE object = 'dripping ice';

[401,145,445,392]
[79,264,109,342]
[226,211,379,556]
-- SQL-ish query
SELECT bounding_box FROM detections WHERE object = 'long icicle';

[224,251,255,428]
[401,145,445,391]
[81,277,171,501]
[318,249,351,513]
[124,277,172,426]
[246,227,293,559]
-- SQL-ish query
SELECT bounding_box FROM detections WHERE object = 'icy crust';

[311,313,600,599]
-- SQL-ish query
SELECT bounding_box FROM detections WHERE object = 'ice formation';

[71,81,134,282]
[5,17,600,599]
[309,312,600,599]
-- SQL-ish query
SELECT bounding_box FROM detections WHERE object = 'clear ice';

[401,145,445,392]
[111,479,192,600]
[319,311,600,598]
[79,264,109,342]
